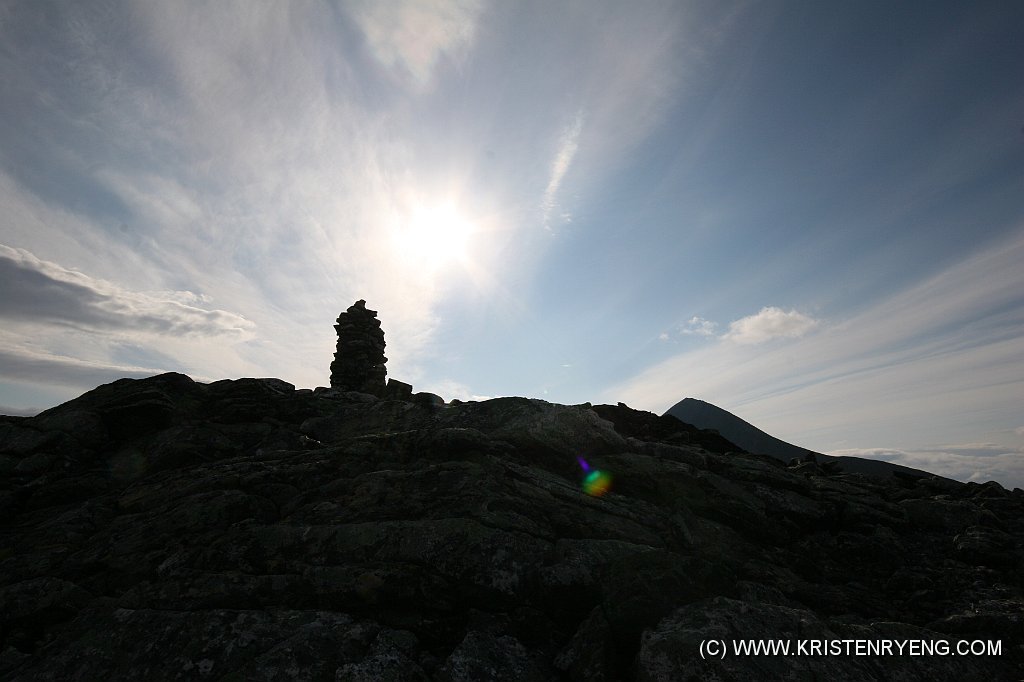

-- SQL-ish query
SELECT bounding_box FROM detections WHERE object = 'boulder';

[385,378,414,401]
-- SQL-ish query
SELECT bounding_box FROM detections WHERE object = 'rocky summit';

[1,374,1023,680]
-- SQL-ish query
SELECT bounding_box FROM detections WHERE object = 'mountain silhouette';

[665,397,955,482]
[665,398,816,460]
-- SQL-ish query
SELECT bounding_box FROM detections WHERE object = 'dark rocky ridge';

[0,373,1022,680]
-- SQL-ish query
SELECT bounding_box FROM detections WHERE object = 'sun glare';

[394,201,475,269]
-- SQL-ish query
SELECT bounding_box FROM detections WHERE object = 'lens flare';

[578,457,611,496]
[582,469,612,496]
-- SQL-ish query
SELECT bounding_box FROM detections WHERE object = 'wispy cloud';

[0,245,253,337]
[0,243,255,390]
[0,344,165,389]
[345,0,483,89]
[566,3,689,167]
[541,112,584,228]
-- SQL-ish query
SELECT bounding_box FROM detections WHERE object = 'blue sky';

[1,1,1023,487]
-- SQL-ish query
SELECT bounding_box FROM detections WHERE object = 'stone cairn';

[329,300,387,395]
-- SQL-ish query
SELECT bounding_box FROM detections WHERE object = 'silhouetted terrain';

[1,374,1022,679]
[666,397,958,483]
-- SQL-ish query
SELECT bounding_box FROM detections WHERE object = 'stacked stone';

[329,300,387,394]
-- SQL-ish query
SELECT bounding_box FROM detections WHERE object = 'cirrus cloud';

[542,111,585,229]
[345,0,483,89]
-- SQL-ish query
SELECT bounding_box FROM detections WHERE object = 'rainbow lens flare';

[582,469,612,497]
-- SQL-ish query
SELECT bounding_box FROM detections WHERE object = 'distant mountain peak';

[665,397,816,461]
[664,397,956,483]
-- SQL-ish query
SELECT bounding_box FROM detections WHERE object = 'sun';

[393,201,475,269]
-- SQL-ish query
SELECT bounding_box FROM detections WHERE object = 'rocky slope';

[1,373,1022,680]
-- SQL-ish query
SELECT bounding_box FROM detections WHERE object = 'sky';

[1,1,1023,487]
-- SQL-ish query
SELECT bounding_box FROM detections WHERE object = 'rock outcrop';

[329,300,387,395]
[1,373,1022,680]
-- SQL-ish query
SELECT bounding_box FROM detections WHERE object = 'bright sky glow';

[393,201,476,270]
[1,1,1022,487]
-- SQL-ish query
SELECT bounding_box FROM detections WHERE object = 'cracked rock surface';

[1,373,1022,679]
